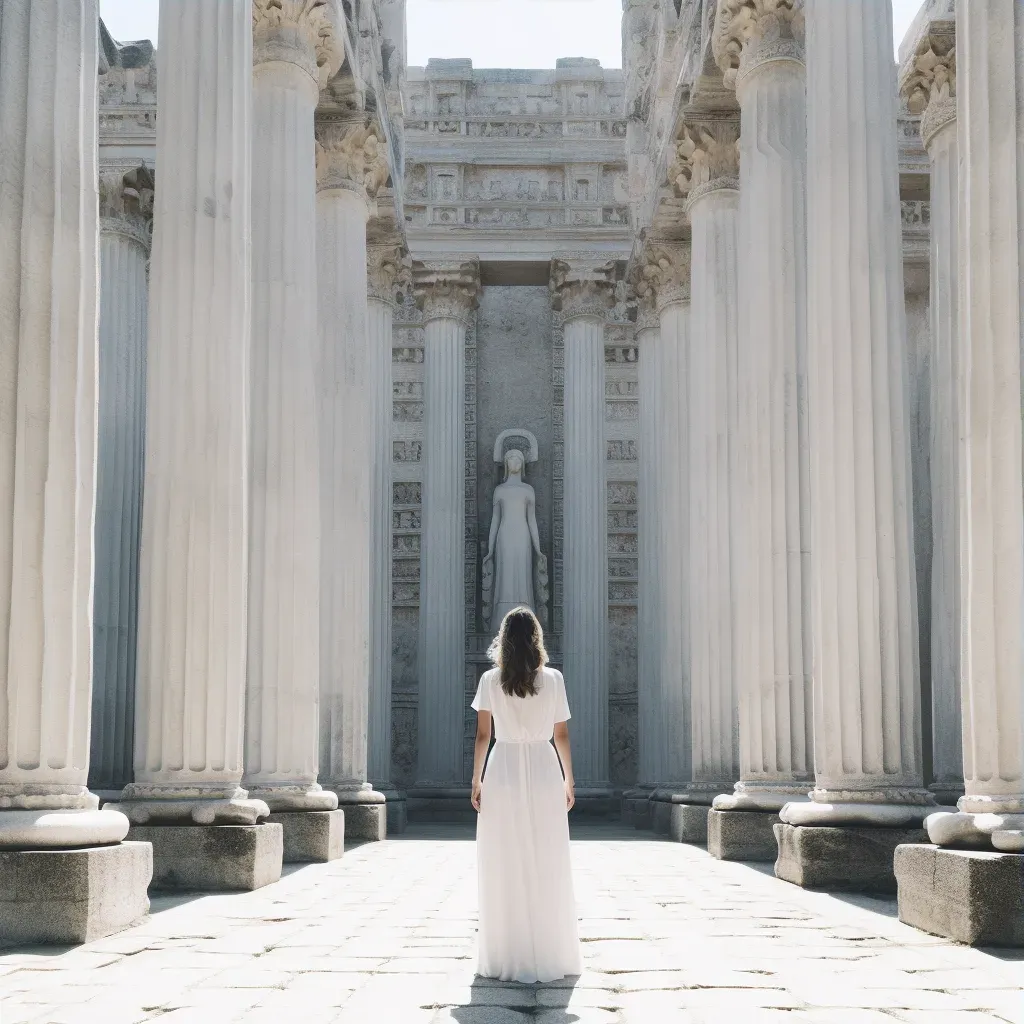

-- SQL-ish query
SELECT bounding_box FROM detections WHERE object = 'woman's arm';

[471,710,492,811]
[552,721,575,811]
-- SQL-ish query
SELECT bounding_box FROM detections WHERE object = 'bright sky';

[100,0,926,67]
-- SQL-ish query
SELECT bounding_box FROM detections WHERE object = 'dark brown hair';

[487,606,548,698]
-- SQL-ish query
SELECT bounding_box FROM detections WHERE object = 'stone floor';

[1,824,1022,1023]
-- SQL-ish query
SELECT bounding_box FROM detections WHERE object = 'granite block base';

[0,841,152,945]
[895,844,1024,946]
[669,803,710,845]
[774,822,927,893]
[336,801,386,842]
[268,810,344,863]
[127,823,282,891]
[708,809,780,862]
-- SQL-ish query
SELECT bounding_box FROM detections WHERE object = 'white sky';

[100,0,926,67]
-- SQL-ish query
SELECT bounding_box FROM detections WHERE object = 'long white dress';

[472,666,583,983]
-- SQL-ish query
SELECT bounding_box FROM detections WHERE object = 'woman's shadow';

[448,976,583,1023]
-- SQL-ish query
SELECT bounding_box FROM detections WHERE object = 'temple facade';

[1,0,1023,947]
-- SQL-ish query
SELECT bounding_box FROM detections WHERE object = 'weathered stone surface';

[337,801,387,842]
[0,841,151,945]
[708,809,779,862]
[651,800,673,835]
[774,823,927,893]
[622,793,652,829]
[408,789,478,824]
[895,844,1024,946]
[127,823,283,891]
[383,792,408,834]
[268,810,345,863]
[669,803,709,845]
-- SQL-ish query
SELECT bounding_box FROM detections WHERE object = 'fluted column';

[634,246,692,793]
[781,0,932,831]
[712,0,813,814]
[414,262,480,788]
[366,247,406,812]
[90,168,152,796]
[110,0,266,826]
[551,262,615,793]
[243,1,344,812]
[0,0,129,847]
[314,117,390,832]
[927,2,1024,851]
[901,20,963,807]
[671,122,742,805]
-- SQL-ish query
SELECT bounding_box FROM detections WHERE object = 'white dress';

[472,666,583,983]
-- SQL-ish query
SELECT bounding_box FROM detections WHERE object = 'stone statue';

[482,431,549,631]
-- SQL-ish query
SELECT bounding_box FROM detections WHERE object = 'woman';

[470,607,582,983]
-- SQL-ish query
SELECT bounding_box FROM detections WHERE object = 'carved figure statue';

[482,431,549,631]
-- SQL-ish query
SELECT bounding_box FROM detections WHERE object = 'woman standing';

[470,607,582,983]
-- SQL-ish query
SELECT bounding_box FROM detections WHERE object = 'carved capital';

[633,242,692,315]
[315,118,390,202]
[414,259,480,324]
[367,246,411,306]
[713,0,805,90]
[99,166,154,250]
[899,22,956,151]
[669,119,741,205]
[252,0,345,89]
[549,260,617,321]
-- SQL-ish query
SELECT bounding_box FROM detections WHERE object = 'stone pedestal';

[708,810,780,863]
[407,787,477,824]
[651,796,679,836]
[895,845,1024,946]
[0,842,152,945]
[774,823,927,894]
[268,810,344,863]
[378,787,409,834]
[128,824,283,891]
[329,788,388,842]
[669,803,711,846]
[622,789,653,830]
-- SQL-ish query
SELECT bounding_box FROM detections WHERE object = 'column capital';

[632,242,692,316]
[669,118,741,208]
[549,259,617,321]
[713,0,805,90]
[367,245,411,306]
[99,166,153,250]
[315,117,390,204]
[252,0,346,88]
[899,21,957,151]
[413,259,480,324]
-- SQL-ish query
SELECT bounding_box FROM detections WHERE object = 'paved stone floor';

[1,824,1023,1023]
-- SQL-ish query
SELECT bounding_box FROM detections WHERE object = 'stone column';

[244,1,343,839]
[777,0,933,892]
[413,261,480,803]
[666,120,742,844]
[314,117,390,841]
[90,168,153,798]
[632,244,692,832]
[900,18,963,807]
[550,261,616,802]
[110,0,282,894]
[708,0,814,863]
[366,246,409,833]
[0,0,145,899]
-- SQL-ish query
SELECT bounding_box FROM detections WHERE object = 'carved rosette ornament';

[633,243,692,315]
[413,259,481,325]
[549,260,617,322]
[315,118,391,205]
[899,23,956,151]
[713,0,805,90]
[669,120,741,207]
[252,0,345,87]
[367,245,411,306]
[99,166,154,250]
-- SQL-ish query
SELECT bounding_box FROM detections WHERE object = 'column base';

[327,788,387,842]
[708,809,780,862]
[376,788,408,834]
[109,790,270,826]
[650,791,690,835]
[0,841,152,945]
[242,783,338,813]
[0,808,129,848]
[928,782,965,808]
[926,809,1024,850]
[774,823,927,893]
[669,803,711,845]
[894,844,1024,946]
[267,810,344,863]
[408,786,477,824]
[126,823,283,891]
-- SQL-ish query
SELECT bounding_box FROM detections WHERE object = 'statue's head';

[504,448,525,480]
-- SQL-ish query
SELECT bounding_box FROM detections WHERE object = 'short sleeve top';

[472,666,571,743]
